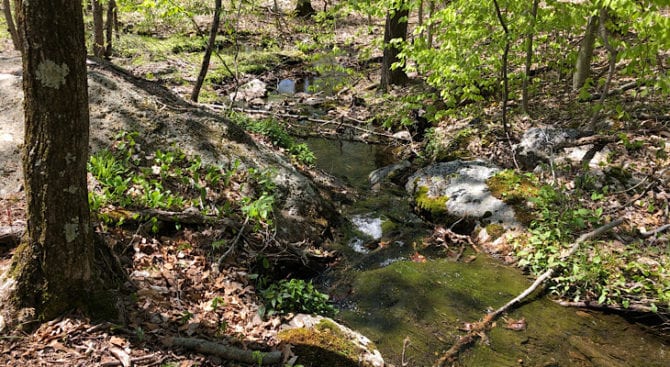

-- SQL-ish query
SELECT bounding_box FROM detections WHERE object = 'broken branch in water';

[433,217,625,367]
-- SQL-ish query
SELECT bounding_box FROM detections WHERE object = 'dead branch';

[433,217,624,367]
[552,134,618,150]
[163,337,282,365]
[555,300,656,313]
[98,208,240,228]
[640,224,670,238]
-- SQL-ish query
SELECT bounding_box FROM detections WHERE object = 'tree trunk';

[294,0,315,18]
[2,0,20,50]
[191,0,223,102]
[91,0,105,57]
[379,5,409,92]
[572,15,599,91]
[7,0,111,324]
[104,0,116,58]
[521,0,539,114]
[427,0,435,49]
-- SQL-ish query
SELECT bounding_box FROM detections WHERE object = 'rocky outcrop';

[513,127,580,169]
[405,160,520,233]
[279,314,384,367]
[0,57,338,245]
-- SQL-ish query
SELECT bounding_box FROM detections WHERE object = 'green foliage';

[259,279,337,317]
[235,116,317,166]
[88,131,276,229]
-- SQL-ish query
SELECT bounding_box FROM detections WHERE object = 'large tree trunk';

[5,0,114,324]
[2,0,20,50]
[379,5,408,92]
[191,0,223,102]
[91,0,105,57]
[572,15,599,91]
[295,0,315,17]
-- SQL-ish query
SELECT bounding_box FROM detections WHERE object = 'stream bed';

[302,137,670,366]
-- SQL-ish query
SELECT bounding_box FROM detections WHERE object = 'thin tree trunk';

[589,7,617,131]
[2,0,20,50]
[379,4,409,92]
[521,0,539,114]
[572,15,599,91]
[12,0,96,322]
[427,0,435,49]
[493,0,510,136]
[191,0,223,102]
[104,0,116,58]
[91,0,105,57]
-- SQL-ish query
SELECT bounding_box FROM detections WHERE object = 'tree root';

[163,337,282,365]
[433,217,625,367]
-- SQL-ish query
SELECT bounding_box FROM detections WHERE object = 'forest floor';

[1,3,670,367]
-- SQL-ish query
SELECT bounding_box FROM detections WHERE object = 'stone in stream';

[405,160,520,234]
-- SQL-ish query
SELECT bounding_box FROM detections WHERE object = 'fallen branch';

[98,208,240,228]
[640,224,670,238]
[555,300,656,313]
[163,337,282,365]
[433,217,625,367]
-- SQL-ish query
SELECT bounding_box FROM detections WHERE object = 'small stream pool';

[301,135,670,367]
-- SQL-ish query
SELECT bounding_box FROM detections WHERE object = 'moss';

[277,319,363,367]
[487,170,539,205]
[485,223,505,240]
[414,186,448,216]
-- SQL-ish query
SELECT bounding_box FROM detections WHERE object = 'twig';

[433,217,624,367]
[401,336,411,367]
[640,224,670,238]
[555,300,656,313]
[215,215,249,270]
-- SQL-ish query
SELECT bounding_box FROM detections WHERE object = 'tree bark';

[91,0,105,57]
[294,0,315,18]
[2,0,20,50]
[521,0,539,114]
[104,0,117,58]
[379,4,408,92]
[572,15,599,91]
[191,0,223,102]
[9,0,107,323]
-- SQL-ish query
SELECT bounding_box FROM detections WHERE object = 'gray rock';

[406,160,520,230]
[368,160,411,189]
[229,78,267,102]
[514,127,579,169]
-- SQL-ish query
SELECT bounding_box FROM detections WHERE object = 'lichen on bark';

[35,60,69,89]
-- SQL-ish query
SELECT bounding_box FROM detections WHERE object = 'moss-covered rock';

[278,314,384,367]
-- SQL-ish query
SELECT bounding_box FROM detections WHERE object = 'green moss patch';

[414,186,448,216]
[278,319,362,367]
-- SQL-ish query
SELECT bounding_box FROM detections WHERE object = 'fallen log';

[433,217,625,367]
[163,337,282,365]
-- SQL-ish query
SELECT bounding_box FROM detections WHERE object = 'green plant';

[259,279,337,317]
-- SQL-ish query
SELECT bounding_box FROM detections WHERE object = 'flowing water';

[302,137,670,366]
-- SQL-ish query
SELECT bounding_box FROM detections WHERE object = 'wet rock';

[279,314,385,367]
[405,160,520,232]
[229,78,267,102]
[513,127,579,169]
[368,160,411,190]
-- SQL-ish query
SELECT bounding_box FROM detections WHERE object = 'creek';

[300,137,670,366]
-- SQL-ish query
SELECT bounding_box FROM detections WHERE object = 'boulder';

[405,160,520,232]
[229,78,267,103]
[513,127,579,169]
[279,314,384,367]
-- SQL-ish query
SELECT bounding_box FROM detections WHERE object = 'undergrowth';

[88,131,277,230]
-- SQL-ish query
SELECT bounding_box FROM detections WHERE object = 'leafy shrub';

[259,279,337,317]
